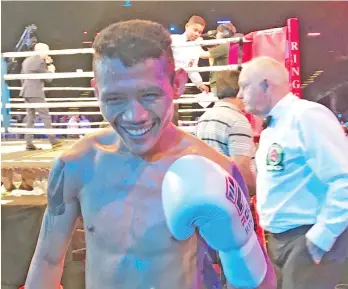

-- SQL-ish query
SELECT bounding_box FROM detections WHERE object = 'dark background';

[2,1,348,117]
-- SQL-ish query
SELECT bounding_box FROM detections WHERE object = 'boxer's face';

[95,56,186,155]
[237,70,271,117]
[185,23,204,41]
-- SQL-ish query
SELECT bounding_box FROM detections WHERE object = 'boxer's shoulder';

[51,128,121,198]
[60,127,118,162]
[180,132,234,172]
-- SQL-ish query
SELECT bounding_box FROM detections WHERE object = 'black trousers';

[267,225,348,289]
[24,97,57,146]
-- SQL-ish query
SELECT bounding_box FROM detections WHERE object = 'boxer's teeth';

[126,127,150,136]
[123,123,155,136]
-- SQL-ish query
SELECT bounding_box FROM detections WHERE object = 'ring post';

[1,57,11,133]
[286,18,301,98]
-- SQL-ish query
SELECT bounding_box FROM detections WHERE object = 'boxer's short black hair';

[187,15,206,27]
[93,19,174,78]
[216,70,240,99]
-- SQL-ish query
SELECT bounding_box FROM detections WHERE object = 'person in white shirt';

[237,56,348,289]
[171,15,210,125]
[79,115,91,128]
[79,115,91,138]
[171,15,210,93]
[68,114,80,138]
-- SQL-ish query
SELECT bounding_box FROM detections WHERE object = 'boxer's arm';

[25,158,80,289]
[232,156,256,197]
[226,245,276,289]
[162,155,271,288]
[252,245,276,289]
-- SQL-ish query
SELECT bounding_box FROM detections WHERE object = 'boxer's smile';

[96,50,187,155]
[121,121,156,138]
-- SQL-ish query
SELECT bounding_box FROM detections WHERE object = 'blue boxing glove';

[162,155,267,289]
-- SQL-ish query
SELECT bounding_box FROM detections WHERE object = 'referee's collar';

[215,101,242,114]
[268,93,298,120]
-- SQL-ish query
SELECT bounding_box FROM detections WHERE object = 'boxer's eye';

[141,93,160,101]
[106,97,126,105]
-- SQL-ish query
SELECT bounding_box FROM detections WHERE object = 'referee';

[237,56,348,289]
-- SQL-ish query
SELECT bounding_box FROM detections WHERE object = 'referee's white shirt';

[256,93,348,251]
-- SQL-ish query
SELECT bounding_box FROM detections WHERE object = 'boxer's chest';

[78,154,178,254]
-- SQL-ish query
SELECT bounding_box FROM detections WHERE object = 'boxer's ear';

[94,86,100,99]
[91,78,100,99]
[172,68,188,100]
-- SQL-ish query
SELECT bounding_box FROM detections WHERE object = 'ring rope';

[5,72,93,81]
[1,36,250,59]
[2,34,240,138]
[7,82,210,90]
[9,107,210,115]
[0,126,196,135]
[5,97,218,108]
[10,97,97,102]
[179,120,198,125]
[4,65,241,81]
[9,121,197,128]
[2,48,95,58]
[6,101,98,109]
[11,122,108,127]
[9,94,216,102]
[9,111,101,116]
[8,87,95,91]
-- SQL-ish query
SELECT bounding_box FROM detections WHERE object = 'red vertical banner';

[250,27,287,63]
[286,18,302,98]
[228,40,253,64]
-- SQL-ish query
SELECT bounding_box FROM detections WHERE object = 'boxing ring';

[1,18,300,289]
[1,17,300,168]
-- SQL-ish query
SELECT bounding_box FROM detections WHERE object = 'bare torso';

[69,127,233,289]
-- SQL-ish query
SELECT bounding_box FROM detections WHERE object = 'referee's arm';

[299,105,348,252]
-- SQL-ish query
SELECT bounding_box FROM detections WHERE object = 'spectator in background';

[68,114,80,138]
[79,115,91,128]
[79,115,91,138]
[171,15,210,125]
[20,43,63,150]
[206,23,243,95]
[171,15,210,93]
[59,115,69,138]
[197,70,256,195]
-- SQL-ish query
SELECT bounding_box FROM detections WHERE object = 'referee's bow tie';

[262,115,273,129]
